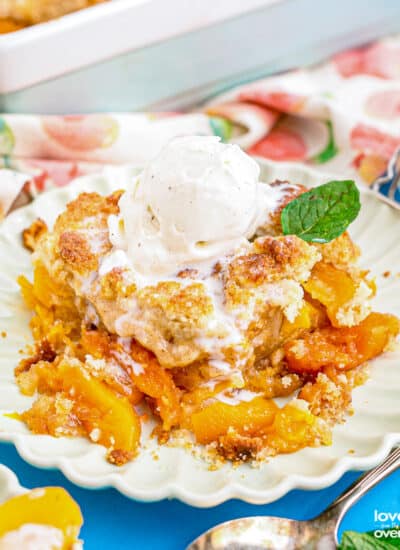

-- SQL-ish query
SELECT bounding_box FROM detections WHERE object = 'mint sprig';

[281,180,361,243]
[339,529,400,549]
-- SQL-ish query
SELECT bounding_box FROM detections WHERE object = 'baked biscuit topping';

[16,137,399,465]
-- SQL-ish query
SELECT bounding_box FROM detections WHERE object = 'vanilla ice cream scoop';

[110,136,281,276]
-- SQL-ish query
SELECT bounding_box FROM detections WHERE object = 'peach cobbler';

[16,137,400,465]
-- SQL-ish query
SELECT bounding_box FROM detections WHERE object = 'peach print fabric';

[0,34,400,217]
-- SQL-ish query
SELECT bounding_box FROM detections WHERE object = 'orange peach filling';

[285,312,400,373]
[15,248,399,465]
[0,488,82,548]
[14,187,400,466]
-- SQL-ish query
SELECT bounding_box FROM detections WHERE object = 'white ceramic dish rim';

[0,0,278,93]
[8,435,400,507]
[0,159,399,507]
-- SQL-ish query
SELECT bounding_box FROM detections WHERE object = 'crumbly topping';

[22,218,48,252]
[15,180,398,466]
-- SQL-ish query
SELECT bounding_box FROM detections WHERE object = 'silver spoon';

[187,446,400,550]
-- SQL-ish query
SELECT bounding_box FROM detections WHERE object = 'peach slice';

[303,261,358,326]
[191,396,278,444]
[21,360,141,462]
[0,487,82,546]
[285,312,400,373]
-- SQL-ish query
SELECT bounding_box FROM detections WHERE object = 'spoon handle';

[318,446,400,534]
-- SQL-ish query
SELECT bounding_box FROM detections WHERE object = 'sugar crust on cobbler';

[16,180,399,465]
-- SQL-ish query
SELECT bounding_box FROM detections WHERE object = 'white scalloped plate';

[0,161,399,507]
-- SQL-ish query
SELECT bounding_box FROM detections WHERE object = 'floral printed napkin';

[1,34,400,218]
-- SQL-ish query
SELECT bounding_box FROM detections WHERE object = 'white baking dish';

[0,0,400,113]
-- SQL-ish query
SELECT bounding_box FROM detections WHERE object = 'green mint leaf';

[339,531,395,550]
[281,180,360,243]
[367,528,400,548]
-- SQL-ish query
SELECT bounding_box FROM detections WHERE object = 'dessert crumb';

[383,271,391,278]
[1,331,6,338]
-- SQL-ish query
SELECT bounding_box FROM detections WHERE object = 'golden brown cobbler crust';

[15,182,399,465]
[22,218,48,252]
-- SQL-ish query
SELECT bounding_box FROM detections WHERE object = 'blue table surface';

[1,443,399,549]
